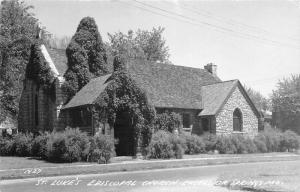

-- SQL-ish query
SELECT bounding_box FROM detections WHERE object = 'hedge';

[0,129,115,164]
[1,128,299,161]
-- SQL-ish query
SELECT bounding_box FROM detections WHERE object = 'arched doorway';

[233,108,243,131]
[114,110,134,156]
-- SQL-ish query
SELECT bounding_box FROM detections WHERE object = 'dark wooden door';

[114,111,134,156]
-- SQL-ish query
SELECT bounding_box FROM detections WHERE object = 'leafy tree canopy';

[244,85,271,112]
[0,0,40,121]
[63,17,108,99]
[272,74,300,133]
[108,27,170,63]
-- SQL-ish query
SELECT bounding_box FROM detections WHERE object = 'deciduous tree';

[0,0,40,121]
[272,74,300,133]
[108,27,170,63]
[244,85,270,112]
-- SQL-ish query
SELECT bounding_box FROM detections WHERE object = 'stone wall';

[216,86,258,137]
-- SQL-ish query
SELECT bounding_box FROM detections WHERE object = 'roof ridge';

[202,79,238,87]
[129,58,211,72]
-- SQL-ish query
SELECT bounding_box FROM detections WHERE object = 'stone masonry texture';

[216,86,258,137]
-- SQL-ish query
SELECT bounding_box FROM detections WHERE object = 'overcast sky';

[27,0,300,97]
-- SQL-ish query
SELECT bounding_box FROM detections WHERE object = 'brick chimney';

[204,63,217,76]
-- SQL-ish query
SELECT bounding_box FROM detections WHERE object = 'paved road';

[1,160,299,192]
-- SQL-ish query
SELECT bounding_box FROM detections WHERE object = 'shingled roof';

[199,80,238,116]
[127,60,221,109]
[63,59,222,109]
[199,80,261,117]
[63,74,111,109]
[47,48,68,75]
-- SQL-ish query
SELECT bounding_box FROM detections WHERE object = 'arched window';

[233,108,242,131]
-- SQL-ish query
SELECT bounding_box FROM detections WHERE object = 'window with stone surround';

[233,108,243,131]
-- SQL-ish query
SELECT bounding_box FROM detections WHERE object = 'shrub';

[170,133,186,159]
[31,132,49,158]
[244,137,258,153]
[154,112,182,133]
[147,130,185,159]
[147,131,174,159]
[88,134,115,164]
[230,135,247,154]
[280,130,300,151]
[46,131,67,162]
[46,128,90,162]
[0,136,15,156]
[63,128,90,162]
[253,135,268,153]
[13,133,33,157]
[202,133,217,152]
[215,135,237,154]
[183,134,206,154]
[261,128,282,152]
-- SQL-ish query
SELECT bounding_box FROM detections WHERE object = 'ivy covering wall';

[25,40,55,92]
[93,56,156,154]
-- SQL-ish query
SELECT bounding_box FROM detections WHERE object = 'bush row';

[0,128,115,163]
[147,128,300,158]
[1,128,299,161]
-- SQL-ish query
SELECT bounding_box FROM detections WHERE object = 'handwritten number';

[24,168,42,174]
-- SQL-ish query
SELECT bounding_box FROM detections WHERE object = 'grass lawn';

[1,152,300,180]
[0,157,91,170]
[0,156,137,170]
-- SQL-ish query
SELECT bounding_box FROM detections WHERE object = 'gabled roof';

[46,47,68,75]
[199,80,261,117]
[63,74,111,109]
[199,80,238,116]
[63,59,222,110]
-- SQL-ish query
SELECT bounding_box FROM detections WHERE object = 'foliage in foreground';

[147,130,185,159]
[0,127,299,161]
[147,128,300,158]
[0,128,115,163]
[88,134,115,164]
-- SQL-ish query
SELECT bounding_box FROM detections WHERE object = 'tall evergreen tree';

[63,17,108,99]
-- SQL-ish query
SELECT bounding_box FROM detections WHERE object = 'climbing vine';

[25,40,56,92]
[93,56,156,154]
[154,112,182,133]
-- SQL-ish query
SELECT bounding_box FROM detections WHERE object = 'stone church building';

[18,43,261,155]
